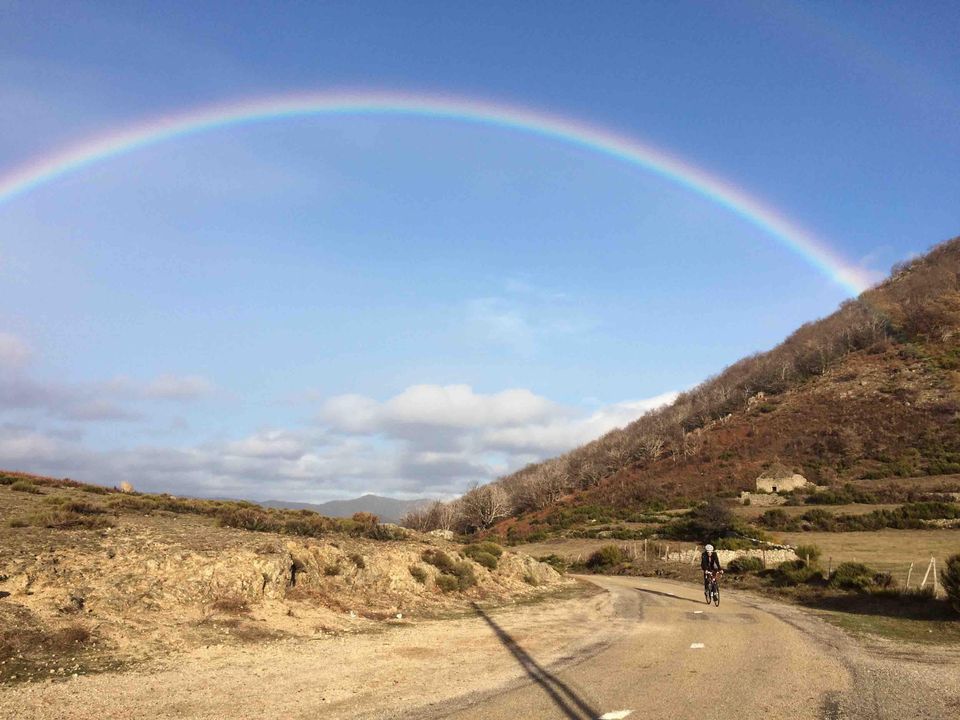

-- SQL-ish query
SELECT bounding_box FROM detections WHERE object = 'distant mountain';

[262,494,431,523]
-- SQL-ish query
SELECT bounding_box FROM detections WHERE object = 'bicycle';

[704,570,722,606]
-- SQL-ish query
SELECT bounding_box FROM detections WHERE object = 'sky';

[0,1,958,502]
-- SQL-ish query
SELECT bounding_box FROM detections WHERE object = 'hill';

[262,494,430,523]
[0,472,565,683]
[405,235,960,536]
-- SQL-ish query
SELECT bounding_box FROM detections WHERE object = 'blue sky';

[0,2,958,501]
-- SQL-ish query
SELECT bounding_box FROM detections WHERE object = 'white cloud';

[145,374,215,400]
[0,332,32,370]
[320,384,560,433]
[0,381,677,503]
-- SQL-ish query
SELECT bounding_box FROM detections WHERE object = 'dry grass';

[770,528,960,576]
[210,595,251,614]
[732,503,901,519]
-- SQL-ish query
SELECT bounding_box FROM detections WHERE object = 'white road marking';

[693,610,704,614]
[689,643,705,649]
[599,711,633,719]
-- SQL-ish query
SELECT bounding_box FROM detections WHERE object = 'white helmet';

[705,544,714,552]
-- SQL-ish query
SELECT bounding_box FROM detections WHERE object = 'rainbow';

[0,89,872,294]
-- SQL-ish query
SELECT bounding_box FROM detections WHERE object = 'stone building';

[755,463,809,494]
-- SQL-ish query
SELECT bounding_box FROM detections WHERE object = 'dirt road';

[3,576,957,719]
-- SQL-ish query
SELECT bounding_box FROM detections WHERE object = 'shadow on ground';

[472,602,600,720]
[633,586,707,607]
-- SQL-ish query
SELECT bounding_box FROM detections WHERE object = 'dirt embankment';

[0,483,570,683]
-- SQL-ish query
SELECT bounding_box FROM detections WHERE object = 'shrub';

[537,554,568,574]
[463,541,503,558]
[323,564,341,576]
[217,508,281,533]
[450,561,477,590]
[771,560,822,586]
[435,574,459,593]
[351,512,379,527]
[281,515,327,537]
[366,523,405,541]
[468,551,498,570]
[727,556,764,574]
[10,481,41,494]
[409,565,427,584]
[942,553,960,615]
[828,562,877,591]
[586,545,627,570]
[523,573,540,586]
[349,553,365,569]
[794,544,822,566]
[211,596,250,614]
[463,543,502,569]
[26,509,114,530]
[421,549,456,573]
[756,509,797,531]
[80,484,110,495]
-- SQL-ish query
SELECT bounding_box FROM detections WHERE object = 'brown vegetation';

[400,235,960,535]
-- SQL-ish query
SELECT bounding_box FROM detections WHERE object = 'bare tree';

[460,484,510,531]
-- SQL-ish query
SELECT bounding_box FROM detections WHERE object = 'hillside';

[405,235,960,535]
[0,472,566,684]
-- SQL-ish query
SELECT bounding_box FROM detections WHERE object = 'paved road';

[431,575,851,720]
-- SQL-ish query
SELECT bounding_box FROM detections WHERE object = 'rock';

[427,529,455,540]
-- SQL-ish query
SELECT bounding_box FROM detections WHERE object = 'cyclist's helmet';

[705,544,714,552]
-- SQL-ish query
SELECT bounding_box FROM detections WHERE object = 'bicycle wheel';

[713,583,720,607]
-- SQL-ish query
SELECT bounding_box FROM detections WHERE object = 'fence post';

[905,562,914,589]
[644,538,648,562]
[920,557,934,589]
[827,557,832,576]
[761,548,766,568]
[933,558,939,596]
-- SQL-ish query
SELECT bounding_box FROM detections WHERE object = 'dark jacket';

[701,550,722,572]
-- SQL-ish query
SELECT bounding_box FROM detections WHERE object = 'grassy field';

[731,503,901,519]
[771,528,960,577]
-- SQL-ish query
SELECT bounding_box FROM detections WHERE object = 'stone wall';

[739,491,786,506]
[664,547,798,566]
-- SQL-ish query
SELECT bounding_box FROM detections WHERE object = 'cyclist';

[701,544,722,599]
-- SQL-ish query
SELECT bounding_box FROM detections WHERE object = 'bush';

[24,509,114,530]
[727,556,764,574]
[323,564,341,576]
[537,554,568,574]
[828,562,877,591]
[10,481,41,494]
[211,596,250,614]
[409,565,427,584]
[366,523,405,541]
[463,542,502,569]
[435,574,459,592]
[794,544,822,566]
[349,553,365,569]
[771,560,822,586]
[421,549,456,573]
[217,508,281,533]
[942,554,960,614]
[465,541,504,558]
[586,545,627,570]
[468,551,498,570]
[450,561,477,590]
[756,508,797,531]
[281,515,327,537]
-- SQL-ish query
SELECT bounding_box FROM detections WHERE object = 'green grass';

[818,610,960,645]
